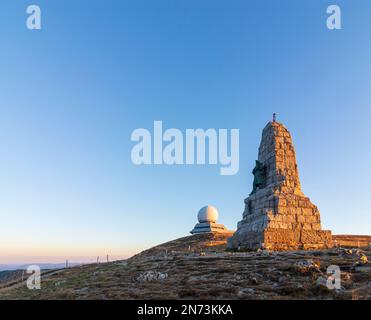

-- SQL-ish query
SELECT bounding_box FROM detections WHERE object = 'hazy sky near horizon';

[1,0,371,263]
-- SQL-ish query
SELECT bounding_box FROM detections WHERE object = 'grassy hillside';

[0,233,370,300]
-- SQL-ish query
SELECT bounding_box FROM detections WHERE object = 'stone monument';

[228,118,333,250]
[191,205,230,234]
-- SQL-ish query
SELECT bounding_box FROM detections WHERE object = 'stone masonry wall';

[228,121,333,250]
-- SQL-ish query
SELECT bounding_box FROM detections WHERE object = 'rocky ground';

[0,233,370,300]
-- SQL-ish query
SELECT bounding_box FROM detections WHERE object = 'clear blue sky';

[1,0,370,263]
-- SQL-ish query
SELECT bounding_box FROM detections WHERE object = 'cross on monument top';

[273,113,276,122]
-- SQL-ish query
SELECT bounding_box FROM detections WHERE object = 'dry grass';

[0,233,370,300]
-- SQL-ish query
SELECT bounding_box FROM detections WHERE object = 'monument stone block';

[228,120,333,250]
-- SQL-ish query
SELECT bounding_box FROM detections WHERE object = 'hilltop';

[0,233,370,300]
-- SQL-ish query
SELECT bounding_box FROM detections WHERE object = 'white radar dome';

[198,205,219,223]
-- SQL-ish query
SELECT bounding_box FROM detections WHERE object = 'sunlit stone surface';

[228,120,333,250]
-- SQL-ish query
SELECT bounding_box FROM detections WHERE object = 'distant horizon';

[0,254,131,266]
[0,262,85,272]
[0,251,138,265]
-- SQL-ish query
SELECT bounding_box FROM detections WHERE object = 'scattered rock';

[237,288,255,297]
[243,288,255,294]
[351,253,368,269]
[136,271,168,282]
[233,273,242,281]
[354,265,371,274]
[316,276,327,288]
[55,280,66,287]
[360,255,368,264]
[342,273,352,282]
[249,276,259,285]
[294,259,320,274]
